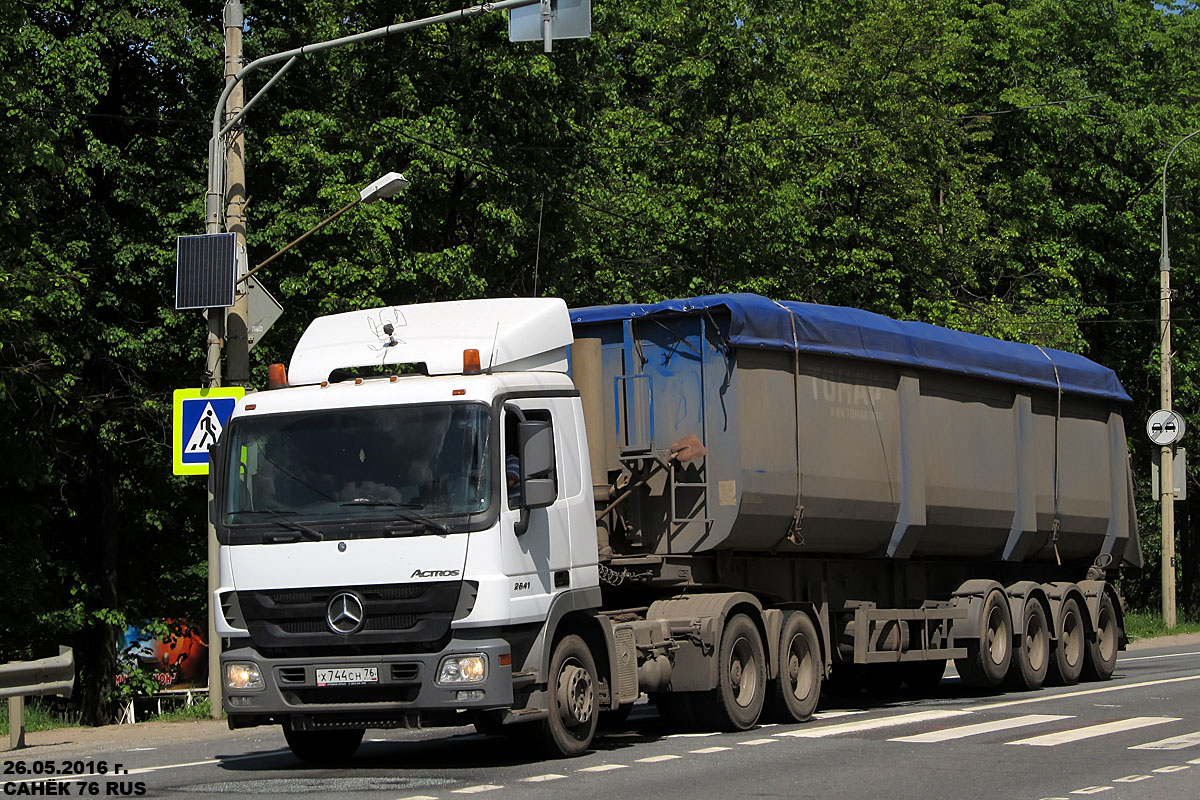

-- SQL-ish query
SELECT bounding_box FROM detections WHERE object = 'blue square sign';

[172,387,245,475]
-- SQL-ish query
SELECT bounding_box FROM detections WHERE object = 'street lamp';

[241,172,409,283]
[1158,128,1200,629]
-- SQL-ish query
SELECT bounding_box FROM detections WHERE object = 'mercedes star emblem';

[326,592,365,635]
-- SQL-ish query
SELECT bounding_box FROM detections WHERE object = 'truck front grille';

[238,581,461,651]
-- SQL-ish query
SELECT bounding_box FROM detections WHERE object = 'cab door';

[499,398,573,623]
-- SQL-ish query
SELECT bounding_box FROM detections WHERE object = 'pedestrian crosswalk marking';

[1007,717,1179,747]
[1130,730,1200,750]
[890,714,1072,743]
[776,709,971,738]
[1152,765,1190,773]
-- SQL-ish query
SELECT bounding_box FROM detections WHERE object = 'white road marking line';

[738,738,778,745]
[1119,650,1200,663]
[1190,757,1200,765]
[1130,730,1200,750]
[968,675,1200,712]
[398,796,440,800]
[776,709,971,738]
[664,731,720,738]
[522,774,567,782]
[1152,765,1190,773]
[1069,788,1112,795]
[1007,717,1179,747]
[126,747,157,752]
[811,710,869,720]
[579,764,627,772]
[690,746,732,754]
[453,785,502,794]
[890,714,1072,743]
[1113,775,1153,783]
[637,754,682,763]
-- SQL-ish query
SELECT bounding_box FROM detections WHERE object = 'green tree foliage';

[2,0,1200,723]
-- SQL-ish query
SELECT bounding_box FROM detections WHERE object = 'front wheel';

[282,727,364,764]
[538,634,599,758]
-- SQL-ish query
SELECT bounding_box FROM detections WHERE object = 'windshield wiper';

[239,508,324,542]
[339,499,450,535]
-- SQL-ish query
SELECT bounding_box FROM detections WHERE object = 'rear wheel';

[282,727,364,764]
[1050,597,1085,686]
[537,634,599,757]
[699,613,766,731]
[767,613,822,723]
[1082,592,1119,682]
[1006,599,1050,691]
[955,589,1013,689]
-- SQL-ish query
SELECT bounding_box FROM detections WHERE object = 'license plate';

[315,666,378,687]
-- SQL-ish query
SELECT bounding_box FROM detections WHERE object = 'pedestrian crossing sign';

[172,387,245,475]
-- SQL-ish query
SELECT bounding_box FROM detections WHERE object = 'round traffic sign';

[1146,409,1186,446]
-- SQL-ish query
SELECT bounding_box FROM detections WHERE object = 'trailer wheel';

[955,589,1012,689]
[766,613,821,722]
[1006,600,1050,690]
[1049,597,1085,686]
[538,634,598,757]
[282,726,364,764]
[1082,592,1118,682]
[701,613,767,731]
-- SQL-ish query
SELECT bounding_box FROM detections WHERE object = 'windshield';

[223,403,491,526]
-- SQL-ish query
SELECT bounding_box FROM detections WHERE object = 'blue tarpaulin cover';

[570,293,1130,402]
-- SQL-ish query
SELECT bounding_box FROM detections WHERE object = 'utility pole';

[225,0,250,388]
[1160,215,1176,630]
[205,0,246,720]
[1158,128,1200,630]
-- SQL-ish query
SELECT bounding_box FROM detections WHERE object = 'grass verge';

[1124,609,1200,641]
[0,698,78,737]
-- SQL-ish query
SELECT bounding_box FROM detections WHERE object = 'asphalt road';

[5,638,1200,800]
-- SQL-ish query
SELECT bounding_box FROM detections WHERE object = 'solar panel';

[175,233,237,309]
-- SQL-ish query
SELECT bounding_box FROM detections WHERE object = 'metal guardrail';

[1,647,74,750]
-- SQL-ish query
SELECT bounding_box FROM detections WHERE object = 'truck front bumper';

[222,637,514,730]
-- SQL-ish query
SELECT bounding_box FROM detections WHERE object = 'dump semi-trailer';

[212,294,1139,762]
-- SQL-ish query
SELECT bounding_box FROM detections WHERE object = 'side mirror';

[518,419,557,509]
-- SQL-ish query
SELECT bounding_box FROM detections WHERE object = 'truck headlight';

[225,662,264,691]
[437,654,487,684]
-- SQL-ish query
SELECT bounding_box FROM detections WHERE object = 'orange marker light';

[355,377,364,385]
[267,363,288,390]
[453,389,466,396]
[463,348,482,375]
[245,404,257,411]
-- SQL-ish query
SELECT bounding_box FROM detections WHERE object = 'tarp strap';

[777,301,804,548]
[1036,346,1064,566]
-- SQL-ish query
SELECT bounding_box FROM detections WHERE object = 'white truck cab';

[213,298,604,760]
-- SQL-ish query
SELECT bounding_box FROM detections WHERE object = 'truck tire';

[1006,599,1050,691]
[282,727,364,764]
[538,634,599,758]
[955,589,1012,689]
[700,613,766,731]
[766,612,821,722]
[1049,597,1085,686]
[1082,592,1118,682]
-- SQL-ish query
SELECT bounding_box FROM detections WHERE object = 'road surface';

[5,636,1200,800]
